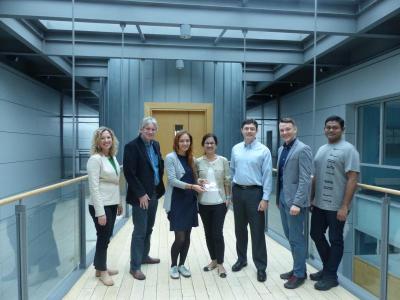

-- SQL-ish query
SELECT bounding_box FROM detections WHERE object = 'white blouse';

[196,155,231,205]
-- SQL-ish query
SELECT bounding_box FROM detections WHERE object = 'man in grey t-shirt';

[310,115,360,291]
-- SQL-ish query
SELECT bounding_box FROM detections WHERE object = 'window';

[357,104,380,164]
[357,99,400,193]
[384,100,400,166]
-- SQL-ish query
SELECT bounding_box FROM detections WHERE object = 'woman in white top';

[196,133,231,278]
[87,127,122,286]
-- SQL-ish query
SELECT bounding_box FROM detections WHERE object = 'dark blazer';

[123,135,165,205]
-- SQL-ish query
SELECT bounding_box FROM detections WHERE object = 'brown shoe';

[130,270,146,280]
[142,256,160,264]
[95,269,119,277]
[99,271,114,286]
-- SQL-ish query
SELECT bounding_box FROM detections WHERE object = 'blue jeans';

[130,195,158,271]
[279,191,307,278]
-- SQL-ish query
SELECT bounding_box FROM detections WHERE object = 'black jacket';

[123,135,165,205]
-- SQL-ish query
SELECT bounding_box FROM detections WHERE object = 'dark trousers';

[232,185,267,271]
[89,204,118,271]
[310,206,345,280]
[199,203,227,264]
[130,195,158,271]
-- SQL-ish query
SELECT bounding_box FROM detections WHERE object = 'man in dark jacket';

[123,116,165,280]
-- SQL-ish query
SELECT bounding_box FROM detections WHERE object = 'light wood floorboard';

[64,201,359,300]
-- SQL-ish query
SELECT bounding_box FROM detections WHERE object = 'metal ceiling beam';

[0,17,92,88]
[357,0,400,32]
[136,25,146,42]
[243,71,274,82]
[0,0,356,35]
[75,65,107,77]
[43,40,303,64]
[45,31,303,52]
[214,29,226,45]
[254,0,400,94]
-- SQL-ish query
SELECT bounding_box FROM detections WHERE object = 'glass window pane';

[0,210,18,300]
[353,194,382,298]
[358,104,380,164]
[360,166,400,195]
[384,100,400,166]
[388,202,400,300]
[26,188,80,299]
[267,174,285,237]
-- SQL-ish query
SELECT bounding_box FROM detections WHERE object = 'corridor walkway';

[64,202,358,300]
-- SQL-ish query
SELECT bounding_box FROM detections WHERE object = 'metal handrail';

[0,175,88,206]
[1,167,399,207]
[272,168,400,196]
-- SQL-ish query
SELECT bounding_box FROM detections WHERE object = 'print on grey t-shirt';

[314,140,360,211]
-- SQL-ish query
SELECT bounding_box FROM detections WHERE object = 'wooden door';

[152,110,206,159]
[152,110,189,159]
[145,102,213,160]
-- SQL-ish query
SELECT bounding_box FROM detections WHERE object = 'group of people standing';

[86,114,359,293]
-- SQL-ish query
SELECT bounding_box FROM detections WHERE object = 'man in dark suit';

[123,116,165,280]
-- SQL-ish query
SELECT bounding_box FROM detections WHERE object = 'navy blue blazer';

[123,135,165,205]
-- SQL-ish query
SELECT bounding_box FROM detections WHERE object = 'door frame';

[144,102,213,133]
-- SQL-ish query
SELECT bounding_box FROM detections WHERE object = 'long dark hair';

[173,130,195,171]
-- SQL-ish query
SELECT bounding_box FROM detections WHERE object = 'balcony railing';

[0,169,127,300]
[1,169,399,300]
[268,169,400,300]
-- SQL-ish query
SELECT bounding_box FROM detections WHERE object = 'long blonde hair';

[90,126,119,156]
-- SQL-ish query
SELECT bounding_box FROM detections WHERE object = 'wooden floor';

[64,202,359,300]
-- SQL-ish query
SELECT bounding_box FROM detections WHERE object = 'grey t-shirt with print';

[313,139,360,211]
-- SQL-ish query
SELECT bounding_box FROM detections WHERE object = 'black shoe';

[314,279,339,291]
[218,270,227,278]
[280,270,293,280]
[203,264,217,272]
[280,270,307,280]
[257,270,267,282]
[310,270,323,281]
[231,261,247,272]
[284,276,306,289]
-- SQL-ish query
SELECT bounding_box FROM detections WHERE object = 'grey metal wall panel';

[203,62,215,103]
[0,63,61,199]
[152,60,167,101]
[0,66,59,114]
[106,59,243,159]
[0,133,60,164]
[0,101,59,136]
[191,61,203,101]
[0,158,61,199]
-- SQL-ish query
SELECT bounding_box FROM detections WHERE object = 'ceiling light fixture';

[180,24,191,39]
[176,59,184,70]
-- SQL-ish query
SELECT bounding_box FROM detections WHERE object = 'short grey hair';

[140,116,158,130]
